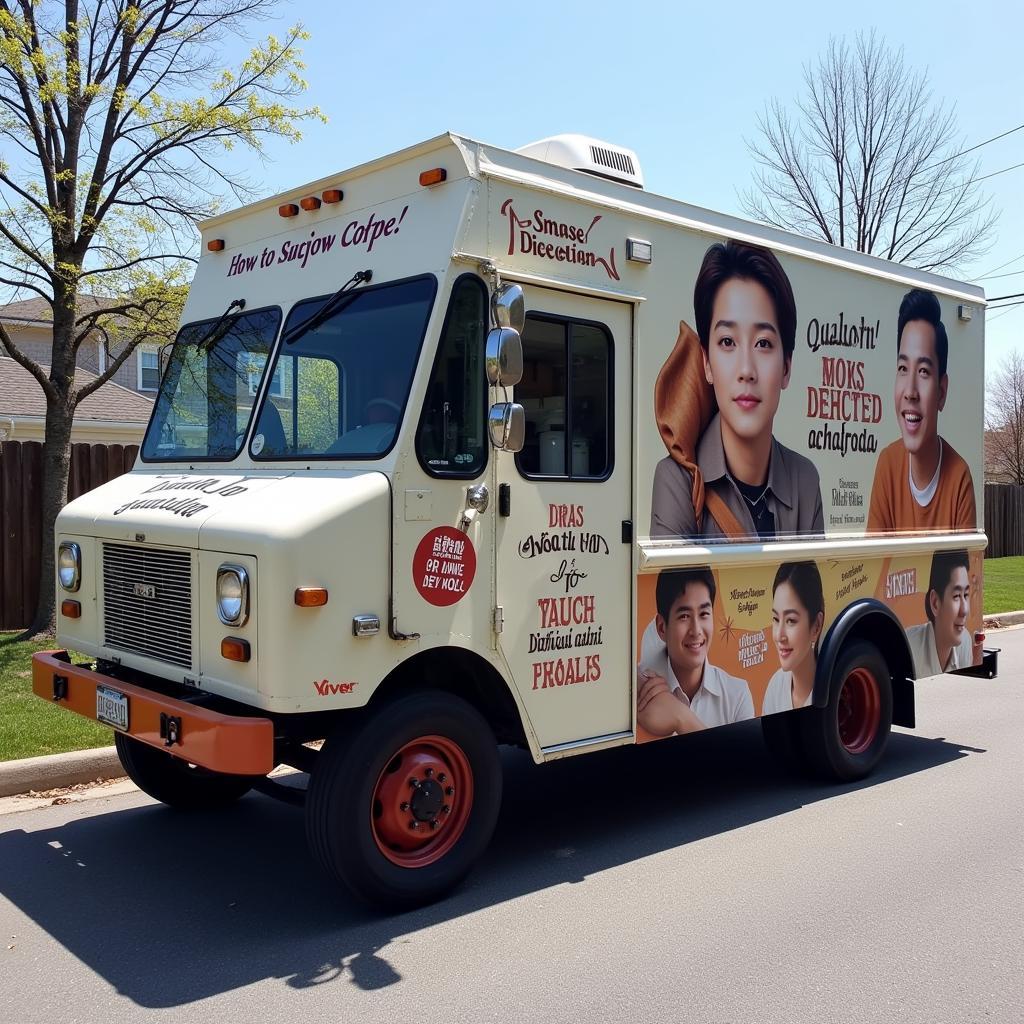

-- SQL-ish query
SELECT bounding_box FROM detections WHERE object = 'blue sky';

[207,1,1024,376]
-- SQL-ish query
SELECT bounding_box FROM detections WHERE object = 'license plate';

[96,685,129,731]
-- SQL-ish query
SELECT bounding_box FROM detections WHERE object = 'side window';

[515,315,611,479]
[138,347,160,391]
[416,275,488,477]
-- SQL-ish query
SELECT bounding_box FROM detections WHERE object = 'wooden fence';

[0,441,138,630]
[984,483,1024,559]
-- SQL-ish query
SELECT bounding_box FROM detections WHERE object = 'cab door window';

[416,275,488,477]
[515,315,612,479]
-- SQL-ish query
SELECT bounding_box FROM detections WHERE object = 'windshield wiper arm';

[283,269,372,346]
[195,298,247,352]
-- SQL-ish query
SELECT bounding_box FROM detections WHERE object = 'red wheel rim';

[370,735,474,868]
[837,667,881,755]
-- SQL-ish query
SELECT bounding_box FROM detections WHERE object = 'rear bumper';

[32,651,274,776]
[953,647,999,680]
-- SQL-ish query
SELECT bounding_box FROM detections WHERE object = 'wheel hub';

[837,666,881,755]
[410,778,444,821]
[370,735,473,867]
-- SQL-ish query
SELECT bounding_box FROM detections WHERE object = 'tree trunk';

[27,398,75,636]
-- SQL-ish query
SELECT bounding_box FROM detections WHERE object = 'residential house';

[0,295,159,445]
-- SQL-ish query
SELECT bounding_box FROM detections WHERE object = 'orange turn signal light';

[61,599,81,619]
[221,637,251,663]
[294,587,329,608]
[207,238,225,252]
[300,196,321,211]
[322,188,343,204]
[278,203,299,218]
[419,167,447,187]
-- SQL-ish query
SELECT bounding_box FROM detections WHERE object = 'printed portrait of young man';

[650,239,823,542]
[867,288,976,533]
[906,550,981,677]
[636,568,754,737]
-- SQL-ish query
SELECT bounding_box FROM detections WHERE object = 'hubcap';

[837,666,881,755]
[370,735,473,867]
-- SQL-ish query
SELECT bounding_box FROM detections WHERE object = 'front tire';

[114,733,255,809]
[799,640,893,782]
[305,691,502,910]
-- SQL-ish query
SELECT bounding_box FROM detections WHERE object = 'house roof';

[0,356,154,423]
[0,294,117,326]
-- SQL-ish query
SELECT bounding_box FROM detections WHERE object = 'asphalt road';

[2,629,1022,1024]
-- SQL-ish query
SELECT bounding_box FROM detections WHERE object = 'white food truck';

[34,133,997,908]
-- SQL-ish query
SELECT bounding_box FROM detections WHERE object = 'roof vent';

[515,134,644,189]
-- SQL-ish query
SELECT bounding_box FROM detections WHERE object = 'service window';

[515,315,611,479]
[416,275,488,477]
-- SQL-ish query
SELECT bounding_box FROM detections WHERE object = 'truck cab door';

[494,286,633,751]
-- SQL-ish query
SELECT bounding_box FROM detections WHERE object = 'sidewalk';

[3,618,1022,801]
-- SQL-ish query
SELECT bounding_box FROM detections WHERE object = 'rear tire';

[799,640,893,782]
[305,691,502,910]
[114,733,255,809]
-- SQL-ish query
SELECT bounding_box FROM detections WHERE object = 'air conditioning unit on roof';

[515,134,644,190]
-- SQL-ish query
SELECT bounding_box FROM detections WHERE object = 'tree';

[0,1,324,634]
[743,32,996,273]
[986,351,1024,485]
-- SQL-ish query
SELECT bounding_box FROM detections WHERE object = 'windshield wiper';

[195,298,247,352]
[283,269,372,346]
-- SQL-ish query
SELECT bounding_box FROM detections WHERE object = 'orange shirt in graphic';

[867,438,976,533]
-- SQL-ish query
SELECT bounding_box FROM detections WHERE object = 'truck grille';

[102,544,193,669]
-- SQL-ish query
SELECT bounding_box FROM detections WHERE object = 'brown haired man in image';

[867,288,976,533]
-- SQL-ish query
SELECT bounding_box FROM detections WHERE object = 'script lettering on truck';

[226,204,409,278]
[500,199,619,280]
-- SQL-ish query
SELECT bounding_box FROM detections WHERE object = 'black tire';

[114,733,255,809]
[305,691,502,910]
[799,640,893,782]
[761,708,811,775]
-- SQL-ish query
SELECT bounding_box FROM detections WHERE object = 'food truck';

[33,132,997,908]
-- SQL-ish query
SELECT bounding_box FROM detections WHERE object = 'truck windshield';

[140,307,283,462]
[250,275,436,460]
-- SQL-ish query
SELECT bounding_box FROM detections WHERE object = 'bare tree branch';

[742,31,995,273]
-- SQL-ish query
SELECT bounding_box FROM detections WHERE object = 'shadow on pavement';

[0,724,981,1006]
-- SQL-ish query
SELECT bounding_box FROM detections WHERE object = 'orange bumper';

[32,651,274,776]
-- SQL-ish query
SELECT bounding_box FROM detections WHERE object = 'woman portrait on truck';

[650,239,824,541]
[762,561,826,714]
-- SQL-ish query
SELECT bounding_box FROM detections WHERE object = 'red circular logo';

[412,527,477,607]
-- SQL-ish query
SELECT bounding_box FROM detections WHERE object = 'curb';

[0,746,122,798]
[982,610,1024,631]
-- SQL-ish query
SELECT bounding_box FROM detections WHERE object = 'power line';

[972,250,1024,280]
[976,268,1024,282]
[772,121,1024,226]
[975,159,1024,184]
[988,291,1024,302]
[922,123,1024,173]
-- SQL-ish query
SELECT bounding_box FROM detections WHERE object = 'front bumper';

[32,651,274,776]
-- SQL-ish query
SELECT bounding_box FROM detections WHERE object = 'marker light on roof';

[207,239,225,252]
[419,168,447,187]
[322,189,343,204]
[278,203,299,218]
[300,196,321,211]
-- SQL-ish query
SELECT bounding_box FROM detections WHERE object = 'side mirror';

[486,327,524,387]
[491,283,525,333]
[488,402,525,452]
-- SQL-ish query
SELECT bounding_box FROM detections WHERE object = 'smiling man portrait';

[867,288,976,533]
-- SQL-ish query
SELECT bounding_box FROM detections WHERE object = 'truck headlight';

[216,564,249,626]
[58,541,81,592]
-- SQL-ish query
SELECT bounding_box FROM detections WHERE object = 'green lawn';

[0,633,111,762]
[984,556,1024,616]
